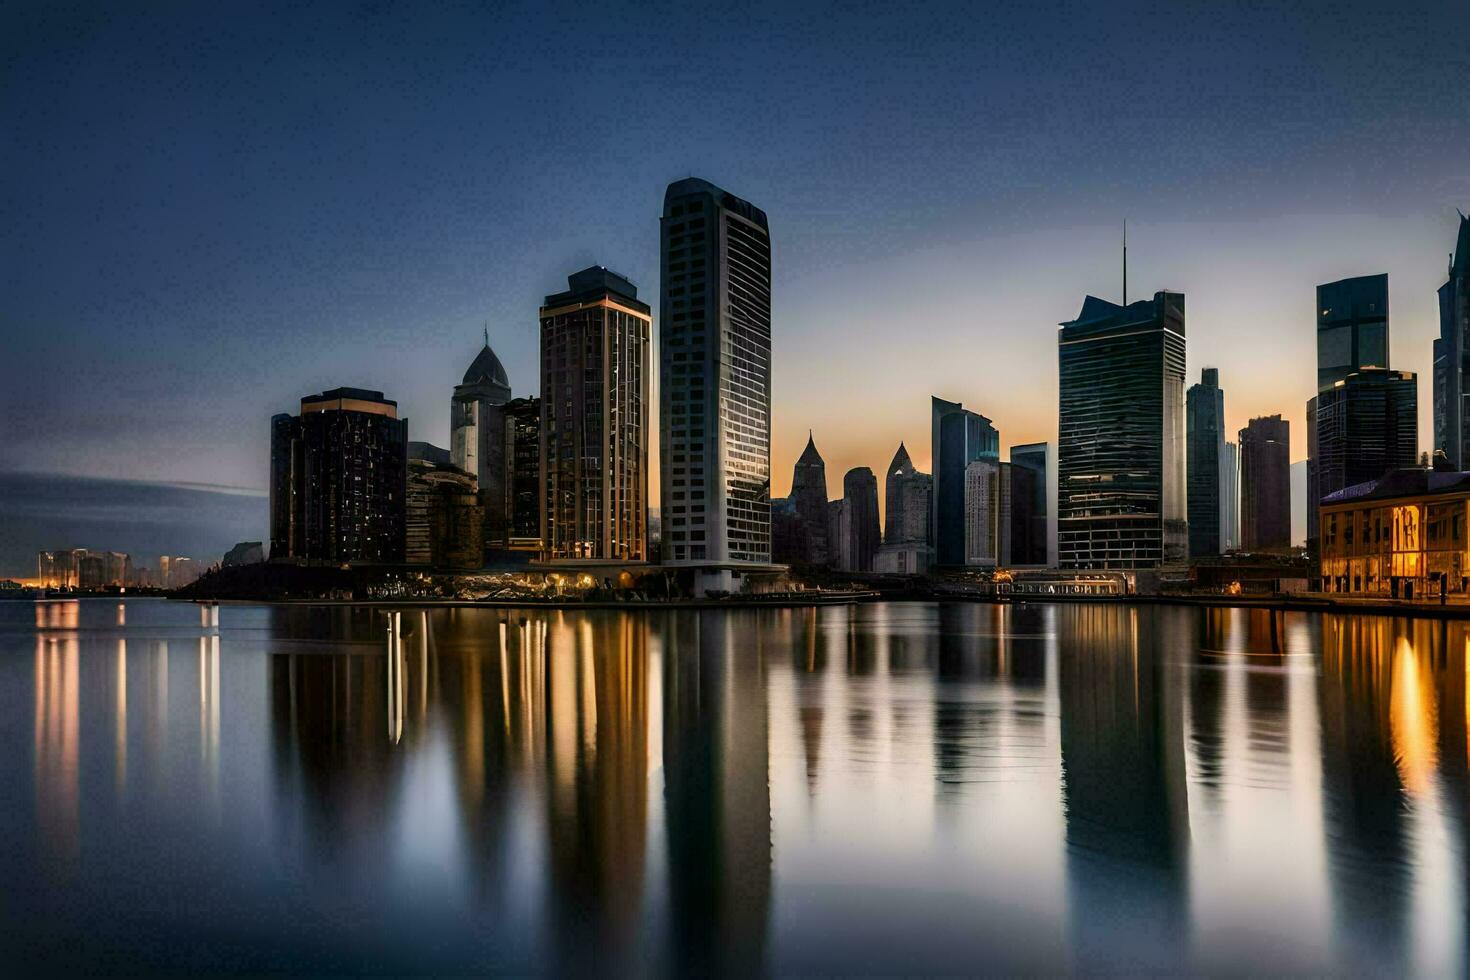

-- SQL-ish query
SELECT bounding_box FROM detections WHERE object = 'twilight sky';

[4,0,1469,516]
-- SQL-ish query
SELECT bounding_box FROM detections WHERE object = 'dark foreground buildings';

[1058,292,1187,569]
[1008,442,1050,566]
[1434,212,1470,468]
[932,396,999,567]
[539,267,651,562]
[1238,415,1291,552]
[1186,368,1225,556]
[270,387,408,564]
[658,178,773,584]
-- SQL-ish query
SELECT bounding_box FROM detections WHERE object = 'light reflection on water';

[0,599,1466,975]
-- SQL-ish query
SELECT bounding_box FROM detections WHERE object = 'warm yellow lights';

[1389,636,1437,798]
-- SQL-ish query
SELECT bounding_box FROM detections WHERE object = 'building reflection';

[1058,604,1191,973]
[34,629,80,867]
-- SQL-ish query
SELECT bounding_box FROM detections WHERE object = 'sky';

[4,0,1469,542]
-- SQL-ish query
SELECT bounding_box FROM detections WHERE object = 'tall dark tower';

[1057,292,1187,569]
[1434,213,1470,467]
[841,466,881,572]
[1186,368,1225,557]
[451,335,512,546]
[788,433,829,565]
[1239,415,1291,552]
[931,396,999,567]
[658,178,772,589]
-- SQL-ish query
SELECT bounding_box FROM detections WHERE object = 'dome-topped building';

[451,332,514,554]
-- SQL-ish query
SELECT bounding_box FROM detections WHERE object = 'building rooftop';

[461,342,510,388]
[663,177,769,229]
[1322,467,1470,505]
[542,266,649,312]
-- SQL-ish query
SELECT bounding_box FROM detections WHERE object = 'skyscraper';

[841,467,880,572]
[1433,212,1470,467]
[539,267,650,561]
[659,178,772,580]
[1186,367,1225,557]
[963,458,1000,567]
[932,396,999,567]
[1008,442,1050,566]
[502,396,542,552]
[786,433,829,565]
[451,335,513,546]
[269,387,408,564]
[1057,292,1187,569]
[1221,440,1239,551]
[875,442,933,574]
[1306,275,1420,545]
[1239,415,1291,552]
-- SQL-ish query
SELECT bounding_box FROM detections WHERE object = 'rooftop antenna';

[483,323,489,348]
[1122,220,1128,306]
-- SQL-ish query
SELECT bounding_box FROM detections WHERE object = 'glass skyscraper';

[932,396,999,567]
[1057,291,1187,569]
[1008,442,1050,566]
[1433,213,1470,467]
[1239,414,1291,552]
[659,178,772,574]
[1186,367,1225,557]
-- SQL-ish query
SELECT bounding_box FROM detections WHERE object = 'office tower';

[1239,415,1291,552]
[1221,440,1239,551]
[876,442,934,574]
[539,267,650,562]
[1315,369,1418,500]
[158,555,171,589]
[841,467,880,572]
[1003,459,1040,566]
[1434,213,1470,467]
[1306,274,1391,543]
[827,498,848,570]
[659,178,772,573]
[787,434,829,565]
[932,396,999,567]
[269,387,408,564]
[1008,442,1050,566]
[1186,367,1225,557]
[405,459,483,569]
[963,458,1000,567]
[451,335,513,545]
[502,396,542,552]
[1058,292,1187,569]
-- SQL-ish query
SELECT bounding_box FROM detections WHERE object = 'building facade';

[405,460,484,569]
[269,387,408,564]
[1315,369,1418,527]
[1008,442,1050,566]
[1186,367,1225,557]
[963,458,1000,567]
[1320,468,1470,598]
[840,467,880,572]
[1433,213,1470,468]
[659,178,772,572]
[1221,439,1240,551]
[932,396,999,567]
[539,267,650,562]
[451,337,513,545]
[1239,415,1291,552]
[785,433,829,565]
[1057,292,1187,569]
[502,396,542,552]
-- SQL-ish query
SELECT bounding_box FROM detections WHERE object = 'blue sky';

[4,0,1468,509]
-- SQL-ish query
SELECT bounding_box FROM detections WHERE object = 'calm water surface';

[3,599,1467,975]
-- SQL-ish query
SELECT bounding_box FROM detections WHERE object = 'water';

[3,599,1466,975]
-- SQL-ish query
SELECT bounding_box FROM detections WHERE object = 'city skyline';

[5,2,1468,513]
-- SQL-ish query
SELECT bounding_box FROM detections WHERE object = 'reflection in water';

[3,599,1468,974]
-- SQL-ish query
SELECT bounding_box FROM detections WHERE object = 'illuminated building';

[269,387,408,564]
[451,335,513,546]
[1319,467,1470,598]
[539,267,650,561]
[1186,367,1225,556]
[1239,415,1291,552]
[502,396,542,552]
[932,396,999,567]
[1433,212,1470,467]
[1008,442,1050,566]
[405,459,484,569]
[1058,291,1187,569]
[876,442,933,574]
[659,178,772,576]
[36,549,132,589]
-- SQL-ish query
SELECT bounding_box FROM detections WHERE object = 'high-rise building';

[1315,369,1418,502]
[1434,213,1470,467]
[932,396,999,567]
[539,267,650,562]
[659,178,773,576]
[1186,367,1225,557]
[1008,443,1050,566]
[451,335,513,546]
[405,459,483,569]
[785,434,829,565]
[1239,415,1292,552]
[840,467,880,572]
[826,498,848,571]
[1307,274,1393,544]
[1221,440,1240,551]
[876,442,933,574]
[269,387,407,564]
[963,458,1000,567]
[502,396,542,552]
[1058,292,1187,569]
